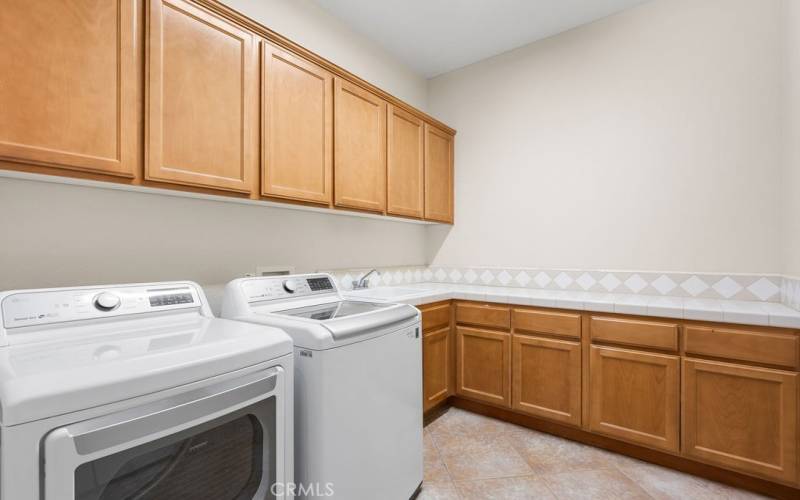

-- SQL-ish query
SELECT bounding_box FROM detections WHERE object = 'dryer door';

[43,367,287,500]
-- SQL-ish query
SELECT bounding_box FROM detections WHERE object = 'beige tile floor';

[420,407,770,500]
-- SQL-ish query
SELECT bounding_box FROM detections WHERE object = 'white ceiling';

[313,0,650,78]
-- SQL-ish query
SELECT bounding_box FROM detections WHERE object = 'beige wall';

[0,0,429,291]
[784,0,800,277]
[426,0,785,274]
[0,177,427,290]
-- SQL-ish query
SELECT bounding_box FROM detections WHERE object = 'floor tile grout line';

[425,411,457,488]
[613,465,659,500]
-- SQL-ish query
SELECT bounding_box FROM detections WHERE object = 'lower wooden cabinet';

[456,326,511,407]
[589,345,679,452]
[512,334,581,426]
[682,358,798,483]
[425,300,800,489]
[423,326,451,412]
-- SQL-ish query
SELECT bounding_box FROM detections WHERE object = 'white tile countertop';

[344,283,800,329]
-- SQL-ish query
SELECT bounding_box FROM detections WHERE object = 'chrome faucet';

[352,269,379,290]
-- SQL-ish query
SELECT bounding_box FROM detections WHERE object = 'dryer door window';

[42,367,286,500]
[74,405,272,500]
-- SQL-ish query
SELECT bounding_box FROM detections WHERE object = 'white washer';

[221,274,423,500]
[0,281,294,500]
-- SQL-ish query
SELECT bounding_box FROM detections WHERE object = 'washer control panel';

[1,284,201,329]
[243,275,336,302]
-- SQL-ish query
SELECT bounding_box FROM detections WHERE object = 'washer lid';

[320,303,419,341]
[273,300,392,321]
[0,316,292,425]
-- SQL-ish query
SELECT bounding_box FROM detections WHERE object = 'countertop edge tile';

[348,285,798,329]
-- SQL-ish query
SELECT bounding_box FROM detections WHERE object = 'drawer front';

[456,302,510,330]
[421,302,451,332]
[685,326,799,369]
[590,316,678,352]
[513,308,581,339]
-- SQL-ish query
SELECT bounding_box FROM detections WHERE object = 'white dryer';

[221,274,423,500]
[0,282,294,500]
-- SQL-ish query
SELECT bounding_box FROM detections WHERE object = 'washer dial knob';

[283,279,298,293]
[94,292,121,311]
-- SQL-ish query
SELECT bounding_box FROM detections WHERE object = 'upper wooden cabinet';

[424,124,455,223]
[0,0,455,221]
[0,0,138,177]
[589,345,679,453]
[262,43,333,205]
[146,0,257,192]
[682,358,797,484]
[334,78,386,212]
[387,106,425,218]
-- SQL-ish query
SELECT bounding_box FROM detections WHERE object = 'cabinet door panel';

[589,346,679,452]
[0,0,137,176]
[147,0,256,192]
[423,326,450,412]
[456,327,511,407]
[387,105,424,218]
[262,44,332,204]
[682,358,797,483]
[423,124,454,223]
[513,335,581,425]
[334,78,386,212]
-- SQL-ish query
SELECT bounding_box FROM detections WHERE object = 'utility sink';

[345,287,429,300]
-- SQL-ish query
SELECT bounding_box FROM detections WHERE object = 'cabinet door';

[513,335,581,426]
[146,0,257,192]
[682,359,797,483]
[334,78,386,212]
[387,105,424,218]
[589,346,679,452]
[456,327,511,407]
[0,0,138,177]
[423,124,454,223]
[423,326,451,412]
[262,43,333,204]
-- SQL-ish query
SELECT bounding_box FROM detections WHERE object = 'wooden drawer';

[455,302,510,329]
[513,308,581,339]
[590,316,678,352]
[684,326,799,369]
[420,302,451,332]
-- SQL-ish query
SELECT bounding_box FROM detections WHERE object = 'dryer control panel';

[0,284,203,329]
[242,274,336,302]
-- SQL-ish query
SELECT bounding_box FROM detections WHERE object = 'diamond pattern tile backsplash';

[321,266,800,309]
[783,276,800,311]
